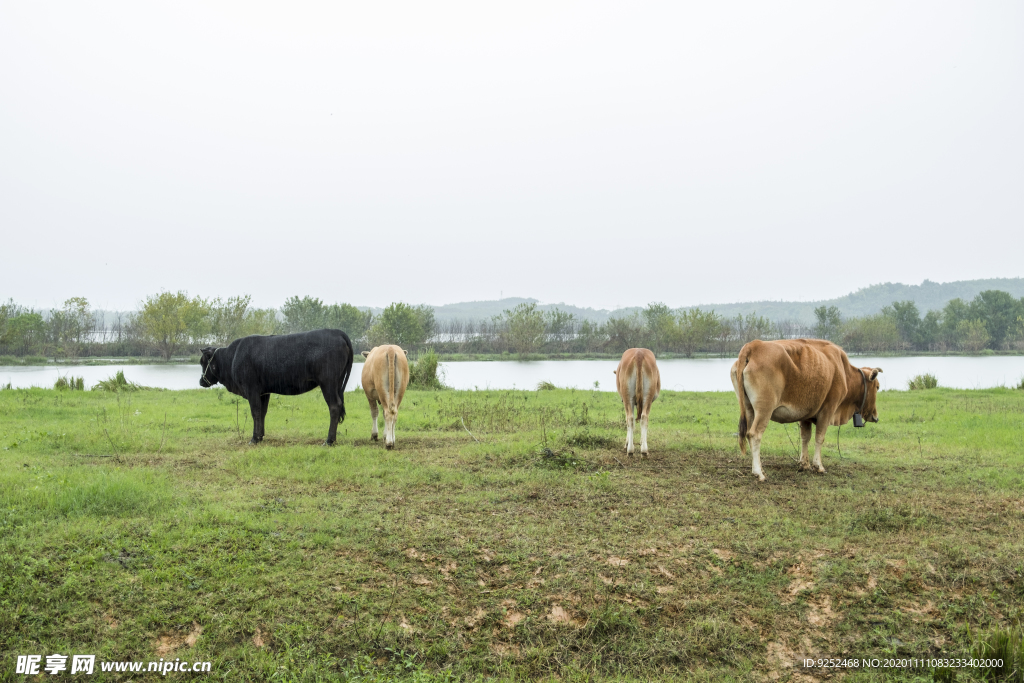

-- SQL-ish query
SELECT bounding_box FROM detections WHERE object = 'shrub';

[54,375,84,391]
[907,373,938,390]
[0,355,19,365]
[93,370,150,392]
[536,380,556,391]
[408,349,447,390]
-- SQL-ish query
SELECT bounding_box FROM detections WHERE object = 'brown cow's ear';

[870,368,882,380]
[402,349,408,356]
[360,351,369,358]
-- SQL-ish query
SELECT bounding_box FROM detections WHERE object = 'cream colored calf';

[614,348,660,456]
[360,345,409,449]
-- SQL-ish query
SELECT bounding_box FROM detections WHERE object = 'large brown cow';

[614,348,661,456]
[730,339,881,481]
[360,345,409,449]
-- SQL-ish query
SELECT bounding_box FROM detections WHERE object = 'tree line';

[2,289,1022,360]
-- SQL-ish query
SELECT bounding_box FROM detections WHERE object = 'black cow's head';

[859,367,883,423]
[199,347,221,388]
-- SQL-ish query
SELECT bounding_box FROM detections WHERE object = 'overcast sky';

[2,1,1021,312]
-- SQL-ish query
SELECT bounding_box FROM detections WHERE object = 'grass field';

[1,385,1022,681]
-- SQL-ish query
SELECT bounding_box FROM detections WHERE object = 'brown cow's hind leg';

[799,420,813,470]
[748,407,773,481]
[812,418,828,473]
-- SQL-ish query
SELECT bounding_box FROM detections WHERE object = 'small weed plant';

[908,373,939,390]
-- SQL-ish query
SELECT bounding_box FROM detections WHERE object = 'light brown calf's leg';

[384,406,397,449]
[639,407,650,456]
[368,398,379,441]
[623,399,635,455]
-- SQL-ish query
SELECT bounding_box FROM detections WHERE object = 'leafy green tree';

[841,314,901,353]
[48,297,94,358]
[282,296,372,338]
[970,290,1024,349]
[282,296,328,332]
[209,295,282,344]
[0,300,46,355]
[884,300,921,348]
[369,302,430,348]
[918,310,942,349]
[676,308,724,357]
[813,305,842,342]
[954,319,991,353]
[138,291,210,360]
[642,303,676,352]
[544,309,577,351]
[733,313,777,345]
[940,298,972,347]
[496,302,545,356]
[324,303,373,340]
[605,312,645,352]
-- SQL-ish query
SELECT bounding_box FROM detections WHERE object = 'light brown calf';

[614,348,661,456]
[360,345,409,449]
[730,338,881,481]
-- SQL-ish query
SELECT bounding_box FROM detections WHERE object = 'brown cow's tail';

[734,352,750,455]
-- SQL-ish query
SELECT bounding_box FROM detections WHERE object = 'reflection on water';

[1,356,1023,392]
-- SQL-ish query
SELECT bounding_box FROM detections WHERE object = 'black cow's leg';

[258,394,271,440]
[247,395,263,445]
[320,384,342,446]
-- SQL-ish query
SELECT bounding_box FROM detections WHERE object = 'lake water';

[2,356,1023,392]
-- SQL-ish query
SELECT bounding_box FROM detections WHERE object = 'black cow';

[199,329,354,445]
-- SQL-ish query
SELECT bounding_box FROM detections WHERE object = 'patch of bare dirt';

[491,643,520,657]
[504,611,525,627]
[103,614,118,630]
[464,608,486,628]
[606,556,629,567]
[805,596,837,628]
[902,600,940,620]
[411,575,433,586]
[713,549,735,562]
[253,627,268,648]
[784,562,815,600]
[546,605,582,628]
[154,622,203,657]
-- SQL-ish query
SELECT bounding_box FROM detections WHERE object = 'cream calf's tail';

[384,348,399,449]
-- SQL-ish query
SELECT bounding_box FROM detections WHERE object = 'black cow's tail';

[338,332,355,422]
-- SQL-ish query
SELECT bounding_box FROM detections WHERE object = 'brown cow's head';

[199,347,220,388]
[859,367,883,423]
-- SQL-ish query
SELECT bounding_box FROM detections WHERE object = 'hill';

[692,278,1024,323]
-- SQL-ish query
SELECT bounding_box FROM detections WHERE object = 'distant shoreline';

[2,349,1023,366]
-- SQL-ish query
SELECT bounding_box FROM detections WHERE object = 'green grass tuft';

[908,373,939,390]
[92,369,151,392]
